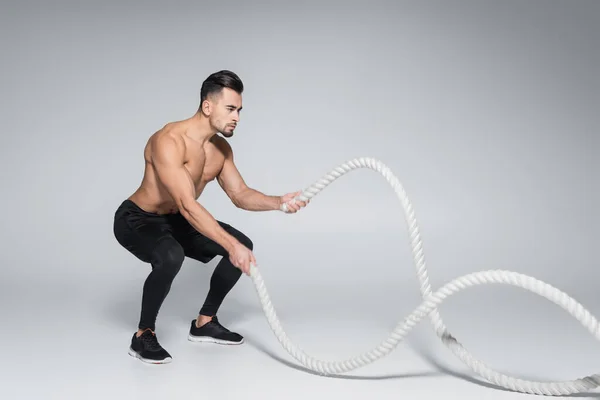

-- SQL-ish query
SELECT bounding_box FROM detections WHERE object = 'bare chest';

[184,142,225,190]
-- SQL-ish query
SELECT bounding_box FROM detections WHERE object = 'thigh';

[171,216,252,263]
[113,201,176,264]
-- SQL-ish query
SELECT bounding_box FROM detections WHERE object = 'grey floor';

[3,231,599,400]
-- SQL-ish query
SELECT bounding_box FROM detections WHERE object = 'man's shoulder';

[150,122,185,143]
[147,123,187,156]
[212,135,233,156]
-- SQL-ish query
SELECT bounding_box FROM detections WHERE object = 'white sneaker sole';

[187,334,244,345]
[128,347,172,364]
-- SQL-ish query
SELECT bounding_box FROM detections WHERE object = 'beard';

[219,124,235,138]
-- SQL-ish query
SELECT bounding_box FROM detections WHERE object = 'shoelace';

[140,331,161,351]
[210,317,230,333]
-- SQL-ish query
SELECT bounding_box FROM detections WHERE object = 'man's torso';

[127,122,228,214]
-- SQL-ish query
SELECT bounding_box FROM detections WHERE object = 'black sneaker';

[128,329,172,364]
[188,316,244,345]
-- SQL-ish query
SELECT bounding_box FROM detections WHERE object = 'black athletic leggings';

[113,199,253,331]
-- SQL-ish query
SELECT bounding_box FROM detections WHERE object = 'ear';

[201,99,212,116]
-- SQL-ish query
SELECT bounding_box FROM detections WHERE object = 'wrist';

[224,236,241,253]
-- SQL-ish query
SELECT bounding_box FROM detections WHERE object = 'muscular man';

[113,70,308,364]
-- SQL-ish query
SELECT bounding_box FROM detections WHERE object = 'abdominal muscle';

[127,167,207,215]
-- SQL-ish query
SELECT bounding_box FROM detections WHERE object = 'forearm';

[180,200,240,252]
[234,188,281,211]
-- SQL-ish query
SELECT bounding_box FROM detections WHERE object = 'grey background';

[1,0,598,399]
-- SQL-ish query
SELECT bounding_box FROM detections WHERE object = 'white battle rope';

[247,157,600,396]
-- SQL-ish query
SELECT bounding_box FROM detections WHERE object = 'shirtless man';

[113,70,308,364]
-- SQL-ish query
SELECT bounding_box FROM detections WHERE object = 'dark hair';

[200,70,244,105]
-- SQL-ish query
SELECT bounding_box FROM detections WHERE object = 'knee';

[221,223,253,250]
[152,237,185,277]
[236,232,253,251]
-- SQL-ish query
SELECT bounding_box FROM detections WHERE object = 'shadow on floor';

[245,332,600,397]
[409,338,600,398]
[242,334,443,381]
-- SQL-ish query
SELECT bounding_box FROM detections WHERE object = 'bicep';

[151,136,197,211]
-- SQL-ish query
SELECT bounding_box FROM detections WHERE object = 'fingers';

[284,199,306,212]
[294,191,309,207]
[280,190,311,214]
[245,252,256,276]
[285,204,299,213]
[232,247,256,276]
[232,256,251,276]
[288,200,300,212]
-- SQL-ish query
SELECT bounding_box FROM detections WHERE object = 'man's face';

[208,88,242,138]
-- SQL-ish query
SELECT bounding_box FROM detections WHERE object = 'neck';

[185,112,217,144]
